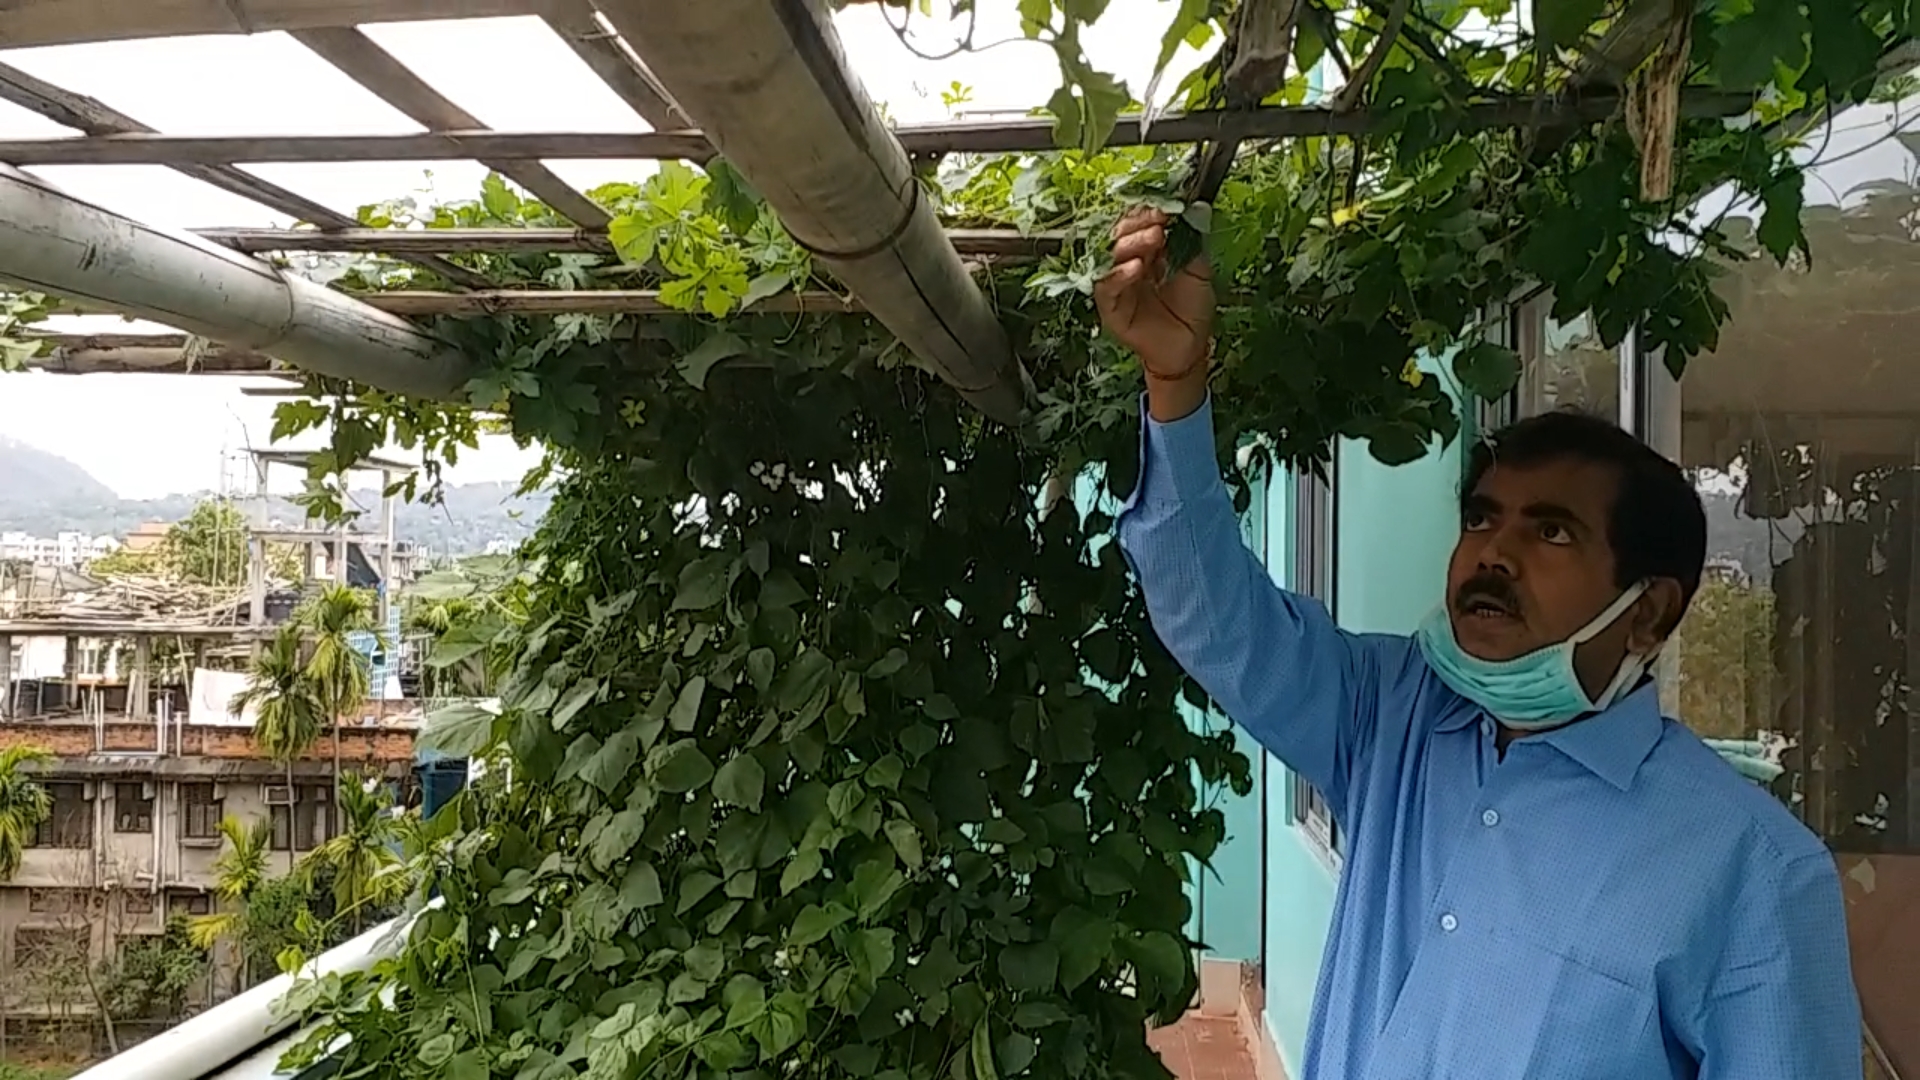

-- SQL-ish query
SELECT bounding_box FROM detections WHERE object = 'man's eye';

[1462,513,1490,531]
[1541,522,1572,544]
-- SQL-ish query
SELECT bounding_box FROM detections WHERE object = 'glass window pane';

[1662,87,1920,1077]
[1517,299,1621,423]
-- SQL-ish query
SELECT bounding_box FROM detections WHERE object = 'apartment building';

[0,711,419,1020]
[0,532,118,570]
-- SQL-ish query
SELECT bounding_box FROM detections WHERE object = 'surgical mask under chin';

[1415,581,1656,730]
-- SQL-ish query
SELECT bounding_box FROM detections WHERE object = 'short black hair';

[1464,409,1707,613]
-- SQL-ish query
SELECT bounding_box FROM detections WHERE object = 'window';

[1645,92,1920,1076]
[114,782,153,833]
[12,927,88,976]
[167,892,211,917]
[270,784,333,852]
[33,782,90,849]
[122,891,155,916]
[1291,463,1343,866]
[28,888,79,915]
[181,783,221,840]
[1512,295,1627,426]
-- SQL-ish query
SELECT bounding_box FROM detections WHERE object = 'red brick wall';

[0,721,416,763]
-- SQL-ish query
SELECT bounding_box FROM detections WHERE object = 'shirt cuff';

[1130,392,1223,506]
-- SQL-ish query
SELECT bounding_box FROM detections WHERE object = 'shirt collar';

[1534,683,1665,791]
[1433,681,1666,791]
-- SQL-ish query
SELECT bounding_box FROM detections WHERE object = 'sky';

[0,4,1203,499]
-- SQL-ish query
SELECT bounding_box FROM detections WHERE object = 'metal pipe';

[595,0,1035,424]
[72,912,420,1080]
[0,165,474,400]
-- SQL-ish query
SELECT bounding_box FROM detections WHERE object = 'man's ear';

[1629,578,1686,652]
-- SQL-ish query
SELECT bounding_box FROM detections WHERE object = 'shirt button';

[1440,913,1459,933]
[1482,809,1500,827]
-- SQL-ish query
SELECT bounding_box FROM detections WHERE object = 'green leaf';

[724,973,767,1028]
[850,861,905,922]
[417,1032,457,1068]
[608,212,659,266]
[996,942,1059,993]
[679,332,749,391]
[847,927,896,982]
[669,676,708,732]
[580,729,639,795]
[649,739,717,793]
[998,1032,1038,1075]
[1450,342,1521,401]
[620,861,664,912]
[1053,908,1114,990]
[685,941,725,982]
[1712,0,1809,89]
[1531,0,1606,49]
[1756,169,1806,264]
[883,819,923,870]
[789,902,853,946]
[741,269,794,309]
[713,753,767,811]
[419,701,496,757]
[673,553,734,611]
[588,808,647,871]
[774,647,834,713]
[480,171,520,219]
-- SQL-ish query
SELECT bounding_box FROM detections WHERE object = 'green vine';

[250,3,1918,1077]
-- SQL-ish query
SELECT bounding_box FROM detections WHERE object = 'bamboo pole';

[191,225,1066,258]
[542,0,694,132]
[594,0,1033,424]
[0,60,489,289]
[0,0,537,49]
[0,92,1757,166]
[0,165,475,399]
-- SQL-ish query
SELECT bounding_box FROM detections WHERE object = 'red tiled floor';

[1149,1012,1259,1080]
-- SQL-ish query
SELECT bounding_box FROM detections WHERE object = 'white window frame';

[1291,460,1343,872]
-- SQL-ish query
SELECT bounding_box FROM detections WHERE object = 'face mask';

[1415,581,1655,730]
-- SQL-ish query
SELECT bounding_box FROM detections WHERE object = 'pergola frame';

[0,0,1730,422]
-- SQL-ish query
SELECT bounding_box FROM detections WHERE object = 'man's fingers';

[1111,206,1169,241]
[1094,258,1146,316]
[1112,224,1165,268]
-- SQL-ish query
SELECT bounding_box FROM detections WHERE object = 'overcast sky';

[0,4,1200,499]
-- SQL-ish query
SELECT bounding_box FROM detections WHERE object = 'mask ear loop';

[1577,581,1658,710]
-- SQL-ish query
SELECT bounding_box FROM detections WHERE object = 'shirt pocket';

[1363,926,1660,1080]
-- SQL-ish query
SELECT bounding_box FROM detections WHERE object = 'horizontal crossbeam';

[0,93,1756,166]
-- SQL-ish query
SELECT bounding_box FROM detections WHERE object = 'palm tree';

[188,815,272,994]
[298,774,410,933]
[0,745,54,880]
[232,626,325,870]
[298,585,380,802]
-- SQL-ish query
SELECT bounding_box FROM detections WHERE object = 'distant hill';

[0,440,550,557]
[0,436,121,507]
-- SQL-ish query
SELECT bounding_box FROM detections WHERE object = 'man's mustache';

[1454,574,1521,615]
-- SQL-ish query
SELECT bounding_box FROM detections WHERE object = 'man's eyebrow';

[1461,493,1499,515]
[1521,501,1590,530]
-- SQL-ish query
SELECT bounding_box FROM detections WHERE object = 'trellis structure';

[0,0,1736,423]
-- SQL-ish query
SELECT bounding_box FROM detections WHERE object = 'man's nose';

[1474,529,1518,577]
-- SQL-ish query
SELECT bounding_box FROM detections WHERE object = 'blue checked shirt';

[1115,397,1862,1080]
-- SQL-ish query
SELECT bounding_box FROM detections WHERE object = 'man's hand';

[1094,207,1216,422]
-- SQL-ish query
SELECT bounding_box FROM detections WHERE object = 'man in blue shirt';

[1096,207,1862,1079]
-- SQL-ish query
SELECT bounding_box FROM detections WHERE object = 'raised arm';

[1095,206,1376,810]
[1114,396,1372,810]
